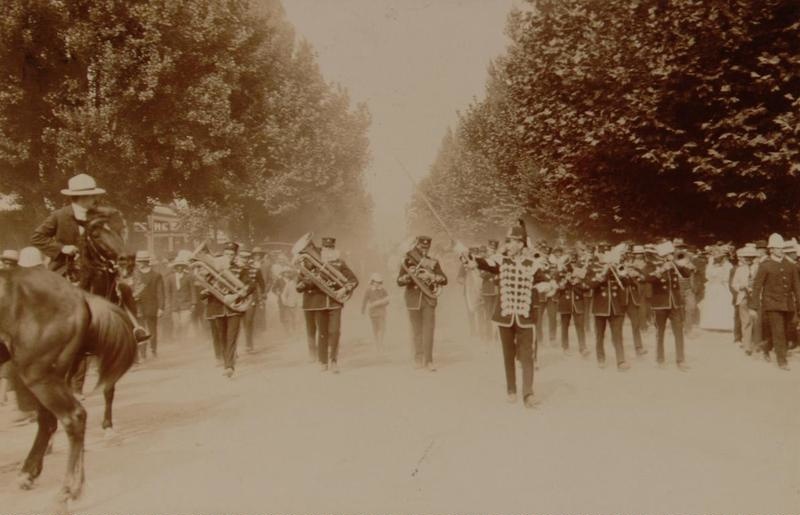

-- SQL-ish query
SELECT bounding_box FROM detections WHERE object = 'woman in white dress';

[699,250,734,331]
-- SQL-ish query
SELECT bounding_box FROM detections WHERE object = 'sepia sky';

[281,0,517,244]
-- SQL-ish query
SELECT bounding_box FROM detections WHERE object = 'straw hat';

[18,247,43,268]
[60,173,106,196]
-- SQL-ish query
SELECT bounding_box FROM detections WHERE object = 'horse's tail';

[84,295,137,389]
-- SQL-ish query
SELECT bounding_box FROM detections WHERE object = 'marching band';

[1,172,795,415]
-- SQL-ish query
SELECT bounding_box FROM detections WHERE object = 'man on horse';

[31,173,147,391]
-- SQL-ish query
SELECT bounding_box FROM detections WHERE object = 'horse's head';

[85,207,127,264]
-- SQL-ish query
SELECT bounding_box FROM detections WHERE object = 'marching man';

[296,237,358,373]
[464,221,550,408]
[397,236,448,371]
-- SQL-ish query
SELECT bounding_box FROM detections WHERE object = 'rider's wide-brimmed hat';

[737,246,759,258]
[61,173,106,196]
[656,241,675,257]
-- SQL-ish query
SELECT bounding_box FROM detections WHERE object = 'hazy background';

[282,0,518,244]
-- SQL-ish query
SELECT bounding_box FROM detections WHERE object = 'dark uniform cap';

[417,236,432,247]
[223,241,239,252]
[321,237,336,248]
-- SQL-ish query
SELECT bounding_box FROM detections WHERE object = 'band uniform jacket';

[474,255,549,328]
[165,270,197,312]
[397,252,447,310]
[133,269,165,317]
[480,268,500,297]
[30,205,83,273]
[556,273,590,315]
[588,266,629,316]
[748,257,800,313]
[202,264,255,319]
[296,258,358,311]
[642,262,691,310]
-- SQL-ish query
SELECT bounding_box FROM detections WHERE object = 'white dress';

[699,260,734,331]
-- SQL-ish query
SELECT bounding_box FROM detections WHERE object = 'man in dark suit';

[397,236,447,371]
[31,173,105,279]
[237,248,267,353]
[557,256,591,357]
[296,237,358,373]
[165,251,196,342]
[750,233,800,370]
[201,242,254,377]
[133,251,165,360]
[643,241,694,371]
[588,255,630,370]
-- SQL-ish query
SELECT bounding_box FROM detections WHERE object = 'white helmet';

[767,233,784,249]
[18,247,44,268]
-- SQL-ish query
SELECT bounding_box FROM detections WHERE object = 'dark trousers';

[595,314,625,364]
[786,310,797,349]
[138,315,159,358]
[304,310,318,358]
[498,324,535,397]
[625,302,644,351]
[213,315,242,370]
[654,308,685,363]
[560,312,586,351]
[370,315,386,346]
[242,305,257,350]
[408,303,436,365]
[763,311,792,365]
[535,301,557,345]
[315,309,342,364]
[733,304,743,342]
[209,319,222,360]
[639,299,652,331]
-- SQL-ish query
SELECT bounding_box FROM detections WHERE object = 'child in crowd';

[361,273,390,349]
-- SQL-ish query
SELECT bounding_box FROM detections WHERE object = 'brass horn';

[291,232,352,303]
[189,242,253,313]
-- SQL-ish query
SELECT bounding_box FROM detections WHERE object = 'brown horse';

[0,268,136,505]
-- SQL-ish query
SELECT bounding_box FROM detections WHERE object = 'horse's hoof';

[17,473,34,490]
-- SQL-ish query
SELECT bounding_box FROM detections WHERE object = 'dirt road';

[2,292,798,514]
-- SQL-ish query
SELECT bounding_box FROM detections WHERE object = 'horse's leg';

[102,384,115,432]
[17,395,57,490]
[24,377,87,502]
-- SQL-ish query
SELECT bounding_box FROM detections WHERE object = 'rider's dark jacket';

[31,205,82,273]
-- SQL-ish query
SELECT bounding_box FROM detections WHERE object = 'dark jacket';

[588,267,628,316]
[296,258,358,311]
[133,269,165,317]
[643,262,691,310]
[397,252,447,310]
[557,275,590,315]
[30,205,82,272]
[164,270,196,312]
[749,257,800,312]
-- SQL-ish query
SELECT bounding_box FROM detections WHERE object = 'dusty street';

[2,291,799,514]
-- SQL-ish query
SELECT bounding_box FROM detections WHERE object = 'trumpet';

[291,233,353,303]
[190,243,253,313]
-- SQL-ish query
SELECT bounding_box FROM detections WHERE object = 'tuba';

[401,247,441,299]
[189,242,253,313]
[291,233,352,303]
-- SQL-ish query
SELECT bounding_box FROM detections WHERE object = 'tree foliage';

[412,0,800,244]
[0,0,371,246]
